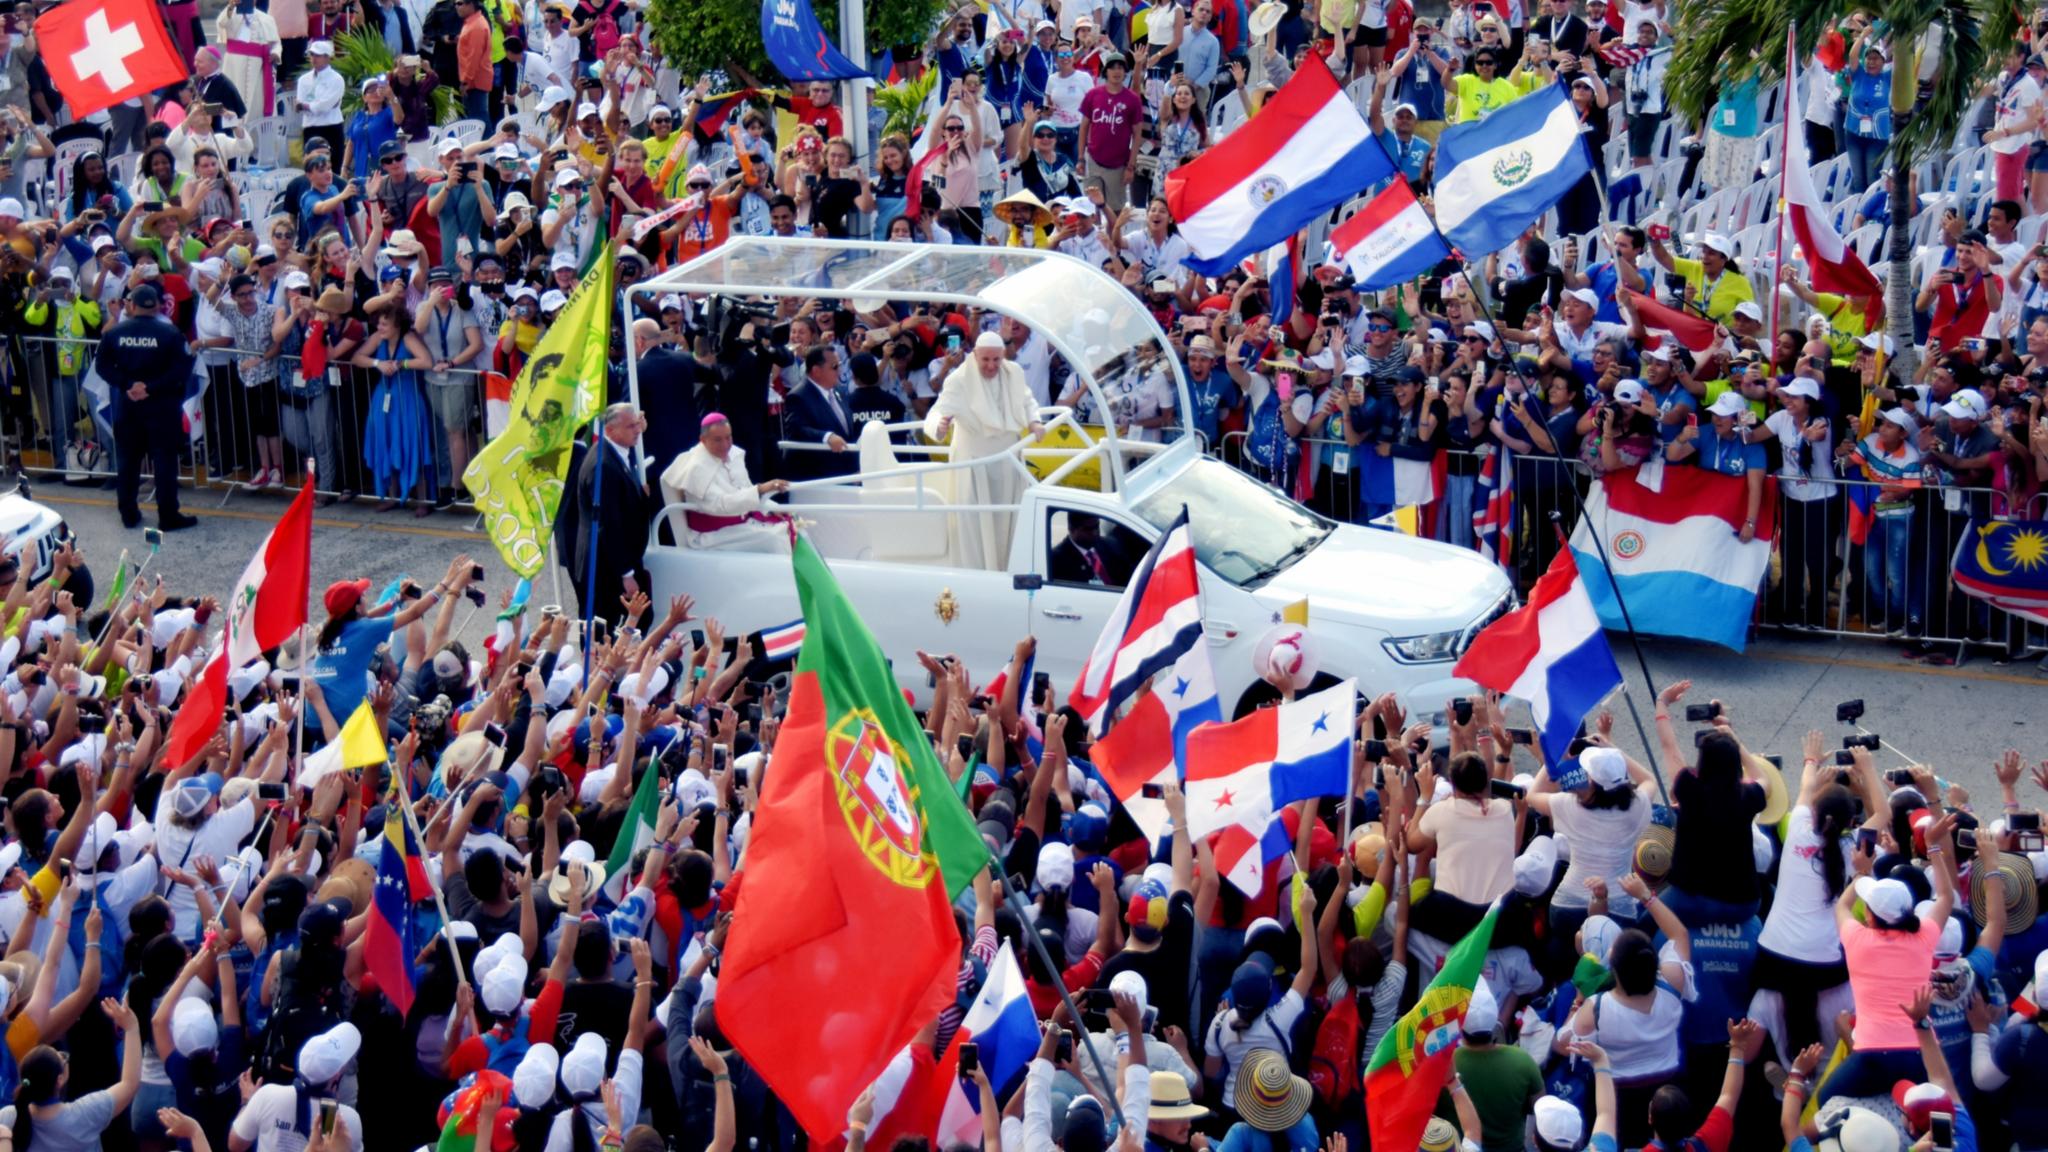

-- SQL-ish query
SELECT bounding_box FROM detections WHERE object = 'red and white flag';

[1782,25,1881,299]
[163,478,316,767]
[35,0,190,121]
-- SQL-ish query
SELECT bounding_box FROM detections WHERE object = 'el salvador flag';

[1431,85,1593,258]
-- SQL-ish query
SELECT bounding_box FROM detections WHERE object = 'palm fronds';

[871,68,940,140]
[330,28,457,125]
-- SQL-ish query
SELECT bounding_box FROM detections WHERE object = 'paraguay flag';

[1256,235,1302,327]
[1165,55,1395,276]
[366,779,431,1015]
[1328,180,1452,291]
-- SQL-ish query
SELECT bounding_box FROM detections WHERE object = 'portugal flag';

[1364,902,1500,1152]
[717,536,989,1142]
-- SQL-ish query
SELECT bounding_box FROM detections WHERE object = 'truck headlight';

[1381,630,1464,663]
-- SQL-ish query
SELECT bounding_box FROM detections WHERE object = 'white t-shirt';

[1993,72,2042,157]
[1046,71,1094,129]
[1120,228,1193,283]
[1765,407,1837,501]
[1757,805,1849,964]
[231,1086,365,1152]
[1203,987,1306,1109]
[1546,791,1652,915]
[152,795,259,938]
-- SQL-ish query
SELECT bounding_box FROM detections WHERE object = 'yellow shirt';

[1672,255,1756,325]
[1811,290,1874,360]
[1451,75,1522,123]
[643,132,683,174]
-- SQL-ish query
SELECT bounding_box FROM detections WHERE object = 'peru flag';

[1453,548,1622,766]
[1783,25,1880,298]
[163,477,316,767]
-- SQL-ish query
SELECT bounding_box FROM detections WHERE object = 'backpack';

[590,0,622,57]
[1306,990,1360,1107]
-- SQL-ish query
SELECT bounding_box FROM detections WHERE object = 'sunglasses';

[687,181,711,190]
[945,124,965,133]
[1369,323,1394,332]
[382,156,405,165]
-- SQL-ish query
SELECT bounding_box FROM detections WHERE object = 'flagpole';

[582,411,606,689]
[998,883,1123,1129]
[1422,224,1669,796]
[399,792,470,985]
[87,548,157,655]
[1771,24,1796,358]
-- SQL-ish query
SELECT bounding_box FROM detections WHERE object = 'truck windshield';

[1133,457,1334,587]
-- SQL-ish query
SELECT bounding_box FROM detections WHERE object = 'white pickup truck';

[632,239,1513,719]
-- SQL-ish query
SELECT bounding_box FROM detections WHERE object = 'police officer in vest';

[96,284,200,531]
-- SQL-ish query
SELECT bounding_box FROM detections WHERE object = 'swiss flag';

[35,0,190,121]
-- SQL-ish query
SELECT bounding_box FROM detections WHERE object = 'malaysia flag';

[1454,548,1622,766]
[1165,55,1395,276]
[1328,180,1452,291]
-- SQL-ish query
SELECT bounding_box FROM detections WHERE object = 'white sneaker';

[63,447,88,483]
[265,468,284,490]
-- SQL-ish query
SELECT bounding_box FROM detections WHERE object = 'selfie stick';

[998,880,1122,1129]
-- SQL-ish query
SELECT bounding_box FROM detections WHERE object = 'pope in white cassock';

[923,332,1045,569]
[660,413,793,554]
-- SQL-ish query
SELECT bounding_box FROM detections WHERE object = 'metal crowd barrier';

[8,334,494,513]
[1209,430,2046,661]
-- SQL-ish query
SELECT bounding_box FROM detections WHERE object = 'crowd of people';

[3,3,2048,1150]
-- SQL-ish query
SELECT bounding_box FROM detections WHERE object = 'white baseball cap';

[1564,286,1599,308]
[553,167,585,190]
[1782,377,1823,401]
[539,289,568,312]
[1858,332,1897,357]
[0,197,24,220]
[1853,875,1915,925]
[538,85,571,112]
[1732,300,1763,322]
[308,40,334,56]
[1533,1095,1584,1148]
[1701,231,1734,256]
[1611,378,1646,405]
[492,143,521,162]
[1581,746,1630,789]
[576,101,600,120]
[1706,391,1749,418]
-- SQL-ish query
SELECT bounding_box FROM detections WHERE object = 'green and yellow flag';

[462,240,617,577]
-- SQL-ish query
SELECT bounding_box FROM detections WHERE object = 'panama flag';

[163,475,315,767]
[1329,180,1453,291]
[1075,509,1223,843]
[1165,54,1395,276]
[1184,680,1356,892]
[1432,84,1592,258]
[1454,549,1622,766]
[1567,463,1778,651]
[1782,26,1882,298]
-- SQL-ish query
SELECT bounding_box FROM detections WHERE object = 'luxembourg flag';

[759,619,805,661]
[1185,680,1356,892]
[1165,55,1395,276]
[1567,463,1778,651]
[1454,549,1622,766]
[1328,180,1452,291]
[1432,84,1592,258]
[1782,25,1881,298]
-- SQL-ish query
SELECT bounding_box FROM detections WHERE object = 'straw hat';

[318,856,375,912]
[546,857,608,907]
[315,287,352,314]
[1235,1050,1311,1132]
[1972,851,2038,933]
[1748,753,1790,826]
[1147,1071,1208,1121]
[1259,348,1306,372]
[1634,823,1676,890]
[994,189,1054,228]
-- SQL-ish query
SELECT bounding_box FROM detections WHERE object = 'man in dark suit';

[634,318,702,485]
[571,403,658,629]
[781,344,860,481]
[98,285,199,531]
[1049,513,1133,587]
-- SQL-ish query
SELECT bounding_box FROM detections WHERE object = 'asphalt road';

[37,479,2048,803]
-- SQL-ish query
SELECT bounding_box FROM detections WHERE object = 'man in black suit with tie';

[571,403,658,629]
[1049,513,1134,587]
[632,318,701,484]
[782,345,861,481]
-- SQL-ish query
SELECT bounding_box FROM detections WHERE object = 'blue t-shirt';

[311,615,397,730]
[1185,365,1241,446]
[1692,431,1766,476]
[1377,130,1433,184]
[1646,382,1695,443]
[346,108,398,181]
[1396,55,1448,121]
[1218,1117,1318,1152]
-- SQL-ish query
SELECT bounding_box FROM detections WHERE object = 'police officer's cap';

[128,284,163,311]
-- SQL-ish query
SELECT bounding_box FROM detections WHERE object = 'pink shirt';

[1842,915,1942,1051]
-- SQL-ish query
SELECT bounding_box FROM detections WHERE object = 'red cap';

[323,578,371,617]
[1891,1081,1951,1133]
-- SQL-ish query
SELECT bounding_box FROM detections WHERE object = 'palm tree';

[1667,0,2003,378]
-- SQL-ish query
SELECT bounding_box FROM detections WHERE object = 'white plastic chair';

[447,119,488,146]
